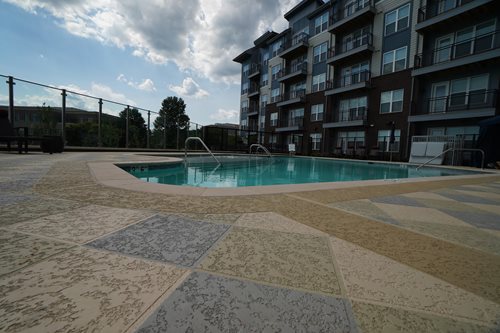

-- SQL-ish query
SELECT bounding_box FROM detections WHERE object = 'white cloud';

[4,0,301,84]
[210,108,238,122]
[117,74,156,91]
[169,77,209,99]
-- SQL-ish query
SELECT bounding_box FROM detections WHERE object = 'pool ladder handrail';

[184,137,221,165]
[416,147,485,170]
[249,144,272,157]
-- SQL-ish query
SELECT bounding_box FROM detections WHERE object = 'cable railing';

[417,0,475,23]
[330,33,373,58]
[418,90,498,115]
[331,0,373,23]
[328,70,371,89]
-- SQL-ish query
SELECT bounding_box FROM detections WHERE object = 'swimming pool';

[122,156,481,188]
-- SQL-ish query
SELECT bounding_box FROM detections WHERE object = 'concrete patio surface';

[0,152,500,332]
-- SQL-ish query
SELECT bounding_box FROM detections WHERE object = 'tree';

[153,97,190,148]
[118,107,147,148]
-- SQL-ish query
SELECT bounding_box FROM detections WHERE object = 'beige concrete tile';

[0,229,74,276]
[176,213,242,225]
[10,205,152,244]
[373,203,470,227]
[234,212,325,236]
[200,227,340,295]
[465,203,500,215]
[331,237,500,325]
[0,247,187,333]
[454,189,500,202]
[402,191,457,201]
[352,301,495,333]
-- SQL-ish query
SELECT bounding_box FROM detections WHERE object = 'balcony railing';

[278,32,309,54]
[328,70,371,89]
[248,63,261,77]
[417,90,497,115]
[278,62,307,80]
[331,0,373,23]
[414,30,500,68]
[280,89,306,102]
[417,0,474,23]
[248,84,260,95]
[279,117,304,128]
[336,108,367,122]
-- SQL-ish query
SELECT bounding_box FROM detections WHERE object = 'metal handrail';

[184,137,221,165]
[249,143,271,157]
[416,147,485,170]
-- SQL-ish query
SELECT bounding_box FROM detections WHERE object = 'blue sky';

[0,0,296,125]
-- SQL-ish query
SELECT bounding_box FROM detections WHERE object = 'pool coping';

[87,156,500,197]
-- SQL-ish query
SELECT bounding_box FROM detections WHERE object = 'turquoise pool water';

[123,156,481,188]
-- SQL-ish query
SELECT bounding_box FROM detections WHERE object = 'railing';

[332,137,366,156]
[278,62,307,78]
[280,89,306,102]
[248,84,260,95]
[328,70,371,89]
[414,30,500,68]
[249,143,272,157]
[417,90,497,115]
[330,33,373,57]
[335,109,367,122]
[417,0,474,23]
[184,137,221,165]
[330,0,373,23]
[278,32,309,54]
[249,63,261,76]
[416,147,485,170]
[279,117,304,128]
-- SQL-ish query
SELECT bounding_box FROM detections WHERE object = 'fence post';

[147,111,150,149]
[176,126,180,150]
[61,89,66,143]
[98,98,103,147]
[163,117,167,149]
[126,105,130,148]
[7,76,15,124]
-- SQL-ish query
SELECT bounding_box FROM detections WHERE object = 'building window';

[312,73,326,92]
[269,133,278,144]
[340,62,370,86]
[314,12,329,35]
[259,115,265,129]
[241,100,248,113]
[380,89,404,113]
[339,96,367,121]
[337,131,365,153]
[240,119,248,130]
[378,129,401,152]
[262,52,269,66]
[382,46,407,74]
[313,42,328,63]
[272,41,282,57]
[310,133,322,151]
[270,112,278,127]
[260,94,268,111]
[241,82,249,95]
[450,74,489,107]
[271,64,281,80]
[385,3,410,36]
[271,88,280,103]
[311,104,324,121]
[261,73,269,87]
[242,63,250,77]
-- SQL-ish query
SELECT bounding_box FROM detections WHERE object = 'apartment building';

[234,0,499,161]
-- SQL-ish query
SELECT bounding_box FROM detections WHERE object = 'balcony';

[323,109,367,128]
[278,62,308,83]
[248,63,261,79]
[416,0,495,32]
[248,84,260,98]
[408,90,497,122]
[275,117,304,132]
[413,30,500,76]
[328,0,375,34]
[325,71,371,95]
[277,32,309,59]
[326,33,373,66]
[277,89,306,107]
[247,105,259,117]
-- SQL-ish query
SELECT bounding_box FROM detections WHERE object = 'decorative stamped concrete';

[87,214,230,267]
[199,227,341,295]
[0,247,187,333]
[0,193,34,207]
[176,212,242,225]
[330,237,500,325]
[352,301,495,333]
[234,212,326,236]
[0,229,74,276]
[10,204,151,243]
[135,271,358,333]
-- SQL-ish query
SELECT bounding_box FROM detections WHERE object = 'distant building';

[234,0,499,160]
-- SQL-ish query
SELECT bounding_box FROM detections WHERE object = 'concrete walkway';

[0,152,499,332]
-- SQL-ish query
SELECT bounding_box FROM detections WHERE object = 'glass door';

[434,35,453,64]
[431,82,449,113]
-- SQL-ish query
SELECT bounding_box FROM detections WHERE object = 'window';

[311,104,324,121]
[259,115,265,129]
[240,119,248,130]
[310,133,322,151]
[262,52,269,66]
[450,74,488,107]
[385,4,410,35]
[378,129,401,152]
[271,64,281,80]
[271,88,280,103]
[241,100,248,112]
[342,26,371,53]
[339,96,367,121]
[269,134,278,144]
[242,64,250,77]
[341,62,369,86]
[454,20,496,58]
[270,112,278,127]
[272,41,282,57]
[289,108,304,126]
[382,46,407,74]
[260,94,268,111]
[312,73,326,92]
[261,73,269,87]
[313,42,328,63]
[314,12,329,35]
[337,131,365,153]
[380,89,404,113]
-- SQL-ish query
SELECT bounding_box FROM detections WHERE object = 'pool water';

[123,156,481,188]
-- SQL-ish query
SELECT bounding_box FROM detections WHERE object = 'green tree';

[119,108,147,148]
[153,97,190,148]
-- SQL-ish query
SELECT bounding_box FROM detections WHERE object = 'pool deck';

[1,151,500,332]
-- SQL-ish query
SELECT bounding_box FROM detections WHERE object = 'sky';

[0,0,300,125]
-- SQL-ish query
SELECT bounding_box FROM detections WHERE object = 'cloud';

[117,74,156,91]
[169,77,209,99]
[210,108,238,122]
[4,0,301,84]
